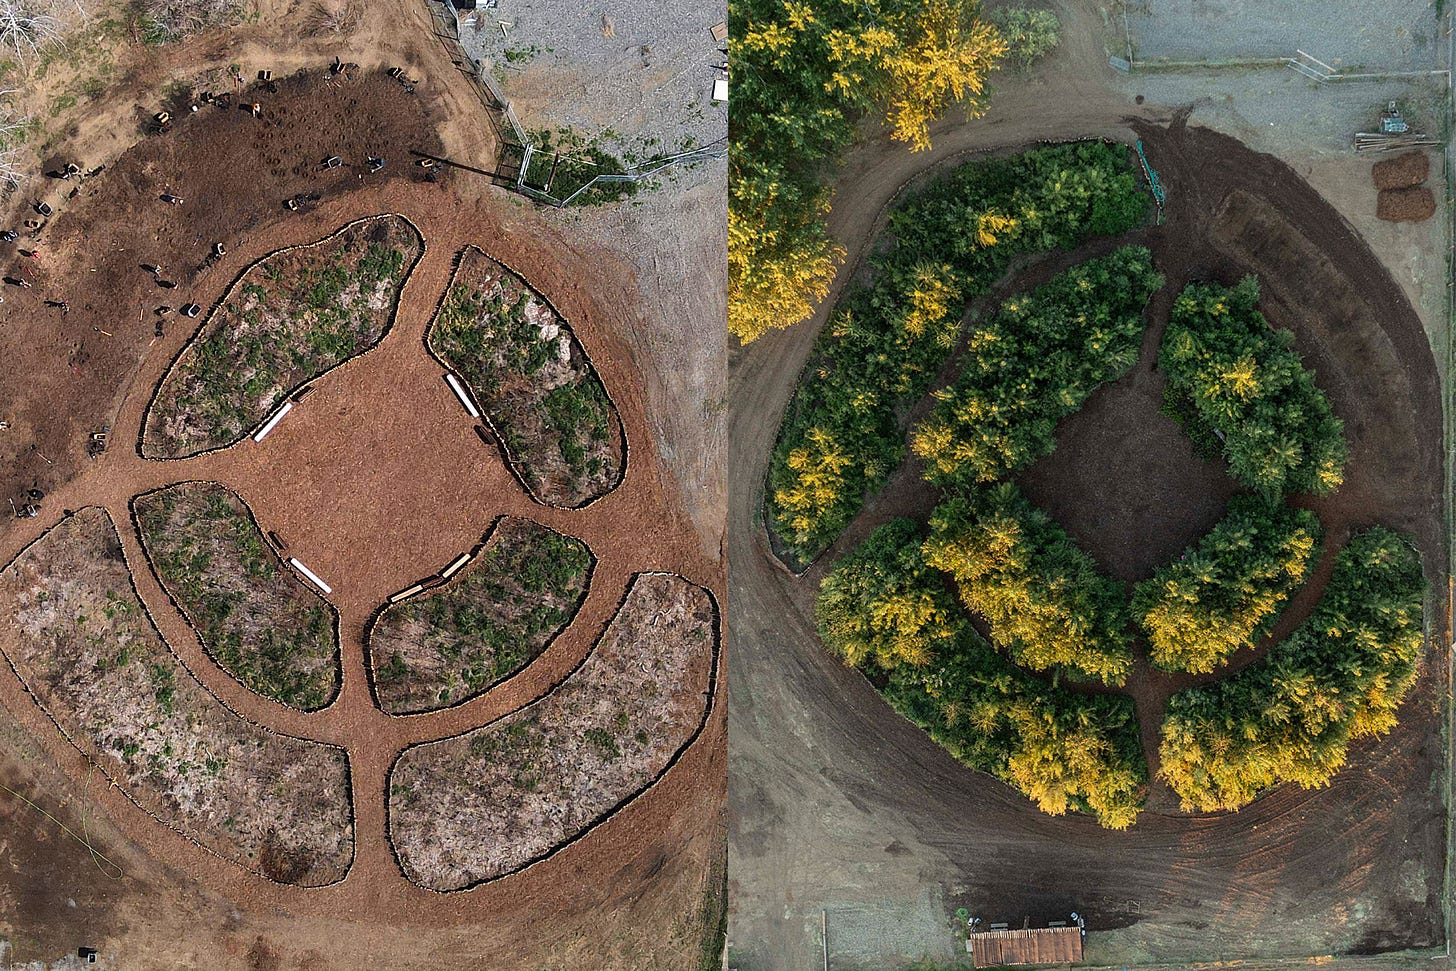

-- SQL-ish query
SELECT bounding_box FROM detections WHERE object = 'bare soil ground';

[368,515,593,714]
[727,19,1448,962]
[427,245,626,507]
[0,507,354,888]
[0,66,445,507]
[0,1,726,964]
[142,212,423,458]
[389,571,717,890]
[133,480,340,711]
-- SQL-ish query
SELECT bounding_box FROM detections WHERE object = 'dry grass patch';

[0,508,353,886]
[388,572,716,890]
[369,517,593,714]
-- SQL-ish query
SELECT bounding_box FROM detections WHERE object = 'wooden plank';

[968,927,1082,967]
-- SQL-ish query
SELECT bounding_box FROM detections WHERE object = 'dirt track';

[726,8,1448,964]
[0,20,725,968]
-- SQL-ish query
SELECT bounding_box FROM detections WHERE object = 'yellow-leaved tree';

[730,0,1009,342]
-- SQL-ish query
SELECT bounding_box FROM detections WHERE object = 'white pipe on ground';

[289,557,332,595]
[389,583,425,603]
[444,372,481,418]
[440,553,471,579]
[252,401,294,442]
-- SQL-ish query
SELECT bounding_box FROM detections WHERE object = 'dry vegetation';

[428,246,624,507]
[0,508,353,886]
[134,481,340,711]
[388,572,716,890]
[143,214,423,458]
[369,517,593,714]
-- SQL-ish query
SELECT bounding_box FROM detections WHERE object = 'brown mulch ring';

[387,571,716,891]
[1371,151,1430,190]
[1377,186,1436,223]
[0,508,353,886]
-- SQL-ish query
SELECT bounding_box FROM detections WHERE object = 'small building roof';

[968,927,1083,968]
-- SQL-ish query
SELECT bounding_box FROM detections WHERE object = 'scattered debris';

[1355,102,1439,152]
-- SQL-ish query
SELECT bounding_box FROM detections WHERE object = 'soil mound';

[1371,151,1429,190]
[1377,186,1436,222]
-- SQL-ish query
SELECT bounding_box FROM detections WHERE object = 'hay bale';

[1377,186,1436,222]
[1372,151,1429,190]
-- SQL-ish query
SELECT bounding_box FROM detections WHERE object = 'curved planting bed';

[0,508,353,886]
[809,181,1426,829]
[133,481,341,711]
[142,214,424,458]
[388,572,717,890]
[767,141,1153,566]
[368,517,594,714]
[427,246,625,507]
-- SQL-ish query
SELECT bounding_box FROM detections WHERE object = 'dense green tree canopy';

[1160,277,1347,496]
[730,0,1010,342]
[1160,526,1425,812]
[913,245,1162,487]
[1133,496,1321,673]
[768,143,1150,563]
[815,518,959,669]
[922,483,1132,686]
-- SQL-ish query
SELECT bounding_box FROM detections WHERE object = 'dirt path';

[0,175,722,926]
[727,6,1448,965]
[0,18,725,960]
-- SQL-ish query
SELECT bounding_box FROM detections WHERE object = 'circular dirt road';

[728,81,1447,971]
[0,141,725,971]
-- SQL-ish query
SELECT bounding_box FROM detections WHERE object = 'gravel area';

[1125,0,1443,72]
[456,0,727,163]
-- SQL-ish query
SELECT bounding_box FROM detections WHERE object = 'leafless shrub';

[134,0,246,43]
[0,0,66,65]
[301,0,357,36]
